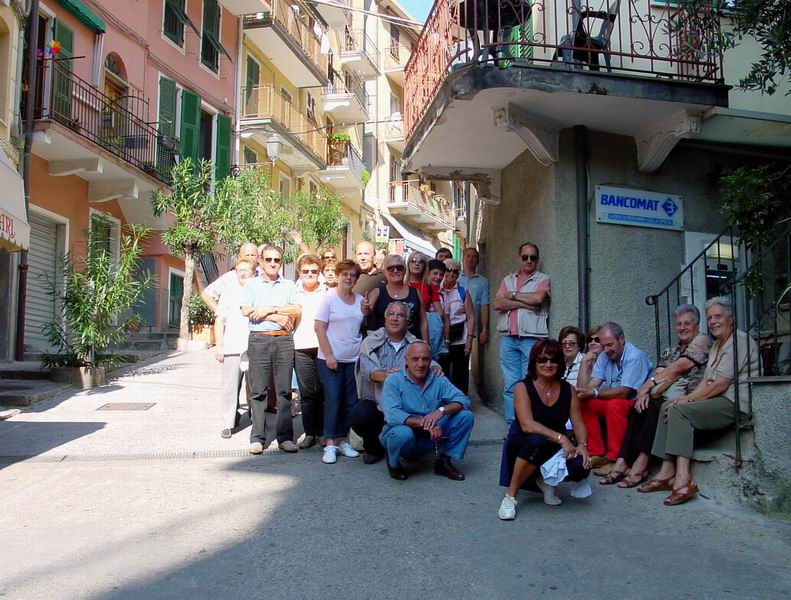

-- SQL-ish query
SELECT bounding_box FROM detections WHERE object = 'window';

[168,270,185,327]
[89,211,120,265]
[245,55,260,111]
[243,146,258,165]
[200,0,230,73]
[389,24,400,60]
[163,0,197,47]
[279,173,291,198]
[306,92,316,125]
[390,93,401,116]
[199,109,214,162]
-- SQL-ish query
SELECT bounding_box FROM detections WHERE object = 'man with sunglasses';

[241,245,302,455]
[493,242,551,424]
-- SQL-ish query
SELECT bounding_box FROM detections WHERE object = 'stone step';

[0,361,52,380]
[0,379,71,407]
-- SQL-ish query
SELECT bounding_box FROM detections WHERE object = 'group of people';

[205,238,759,519]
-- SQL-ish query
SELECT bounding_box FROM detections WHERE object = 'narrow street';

[1,352,789,599]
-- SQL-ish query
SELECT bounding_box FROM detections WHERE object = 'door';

[168,271,184,327]
[25,213,60,353]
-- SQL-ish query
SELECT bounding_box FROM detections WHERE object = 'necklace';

[535,379,556,399]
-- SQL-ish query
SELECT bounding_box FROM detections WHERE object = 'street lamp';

[266,134,284,162]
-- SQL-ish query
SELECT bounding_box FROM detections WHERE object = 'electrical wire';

[306,0,425,32]
[239,115,403,136]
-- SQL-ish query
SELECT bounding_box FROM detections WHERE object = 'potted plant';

[328,132,351,166]
[41,218,152,388]
[188,294,215,348]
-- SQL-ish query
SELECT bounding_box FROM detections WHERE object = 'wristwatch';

[438,406,446,414]
[510,291,517,300]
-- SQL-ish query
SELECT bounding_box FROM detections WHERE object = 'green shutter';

[180,89,201,168]
[201,0,220,70]
[52,20,74,123]
[157,77,177,178]
[56,0,106,33]
[245,56,260,108]
[214,114,231,181]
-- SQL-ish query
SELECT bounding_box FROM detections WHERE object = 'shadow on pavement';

[0,421,106,467]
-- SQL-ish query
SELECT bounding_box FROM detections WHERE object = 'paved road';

[1,352,790,599]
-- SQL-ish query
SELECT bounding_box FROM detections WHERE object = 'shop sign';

[375,225,390,244]
[595,185,684,231]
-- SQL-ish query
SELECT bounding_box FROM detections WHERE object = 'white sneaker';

[337,441,360,458]
[536,476,562,506]
[322,445,338,464]
[498,495,518,520]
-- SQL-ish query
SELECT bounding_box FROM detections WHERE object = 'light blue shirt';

[240,276,297,332]
[592,341,653,398]
[458,271,489,335]
[380,367,471,436]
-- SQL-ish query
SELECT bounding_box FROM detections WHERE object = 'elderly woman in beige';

[642,296,759,505]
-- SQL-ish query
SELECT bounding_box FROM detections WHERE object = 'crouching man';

[379,341,474,481]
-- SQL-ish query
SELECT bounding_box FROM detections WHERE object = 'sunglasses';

[322,255,334,259]
[587,336,600,343]
[536,356,562,365]
[521,254,539,262]
[263,257,282,264]
[300,269,319,274]
[410,258,425,264]
[386,265,405,272]
[446,269,460,275]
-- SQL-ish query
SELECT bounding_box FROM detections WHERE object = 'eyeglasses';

[535,356,562,365]
[386,265,405,272]
[263,257,282,264]
[561,340,578,347]
[300,269,319,274]
[521,254,539,262]
[446,269,460,274]
[587,336,600,343]
[322,254,334,259]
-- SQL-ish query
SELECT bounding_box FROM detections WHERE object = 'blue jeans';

[380,410,474,468]
[317,359,358,439]
[499,335,536,423]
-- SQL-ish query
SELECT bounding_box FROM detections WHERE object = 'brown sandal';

[618,471,648,489]
[599,470,627,485]
[663,480,699,506]
[638,477,673,493]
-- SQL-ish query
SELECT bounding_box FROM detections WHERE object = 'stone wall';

[750,378,791,510]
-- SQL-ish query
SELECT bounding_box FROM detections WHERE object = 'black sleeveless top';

[523,378,572,432]
[371,284,422,338]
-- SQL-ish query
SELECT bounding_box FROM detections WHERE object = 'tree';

[216,167,348,262]
[41,218,152,368]
[151,158,224,341]
[677,0,790,95]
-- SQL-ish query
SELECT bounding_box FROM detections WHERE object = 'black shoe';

[363,452,383,465]
[220,428,232,439]
[434,456,465,481]
[387,462,409,480]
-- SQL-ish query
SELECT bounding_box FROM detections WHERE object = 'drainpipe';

[233,18,243,165]
[15,0,40,361]
[575,125,590,333]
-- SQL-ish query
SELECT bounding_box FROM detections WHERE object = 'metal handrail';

[327,68,369,115]
[344,28,380,70]
[389,179,455,227]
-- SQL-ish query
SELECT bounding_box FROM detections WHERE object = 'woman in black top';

[498,338,592,520]
[362,254,428,341]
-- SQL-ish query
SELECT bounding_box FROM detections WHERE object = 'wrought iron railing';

[327,139,365,173]
[405,0,725,139]
[35,59,175,183]
[389,179,456,228]
[645,221,791,466]
[241,85,328,162]
[199,252,220,285]
[327,68,369,116]
[344,28,380,71]
[243,0,329,80]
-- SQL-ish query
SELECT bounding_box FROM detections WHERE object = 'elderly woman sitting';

[599,304,711,487]
[641,296,759,505]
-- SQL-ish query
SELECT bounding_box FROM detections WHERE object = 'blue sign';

[595,185,684,231]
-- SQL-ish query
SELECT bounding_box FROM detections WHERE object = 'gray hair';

[673,304,701,324]
[599,321,625,339]
[384,301,409,318]
[705,296,733,316]
[444,258,461,271]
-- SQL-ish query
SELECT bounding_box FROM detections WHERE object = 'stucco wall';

[750,378,791,509]
[478,128,733,414]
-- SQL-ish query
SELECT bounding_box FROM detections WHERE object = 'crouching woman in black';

[498,338,592,520]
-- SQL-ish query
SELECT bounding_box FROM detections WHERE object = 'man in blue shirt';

[459,247,490,394]
[577,322,653,471]
[380,342,474,481]
[241,245,302,455]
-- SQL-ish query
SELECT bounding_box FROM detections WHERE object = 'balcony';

[403,0,729,176]
[340,29,380,77]
[314,0,349,28]
[31,60,174,220]
[244,0,329,88]
[322,70,369,122]
[384,46,408,87]
[231,161,274,178]
[388,180,456,231]
[383,115,405,152]
[241,85,327,173]
[320,139,366,192]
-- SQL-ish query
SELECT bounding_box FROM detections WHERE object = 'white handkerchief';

[570,474,592,498]
[540,449,568,487]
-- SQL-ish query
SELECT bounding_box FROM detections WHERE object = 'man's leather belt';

[250,330,290,336]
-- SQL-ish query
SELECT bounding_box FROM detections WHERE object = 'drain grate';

[96,402,155,411]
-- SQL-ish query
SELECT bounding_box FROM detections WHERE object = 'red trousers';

[580,398,633,461]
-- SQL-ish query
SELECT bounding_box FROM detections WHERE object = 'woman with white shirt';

[439,258,475,394]
[214,258,256,439]
[293,254,327,450]
[559,326,585,386]
[315,259,365,464]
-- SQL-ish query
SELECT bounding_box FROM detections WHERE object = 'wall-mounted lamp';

[266,134,284,163]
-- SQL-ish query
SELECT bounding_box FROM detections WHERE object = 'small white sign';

[595,185,684,231]
[375,225,390,243]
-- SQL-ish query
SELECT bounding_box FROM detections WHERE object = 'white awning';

[0,150,29,252]
[383,212,437,257]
